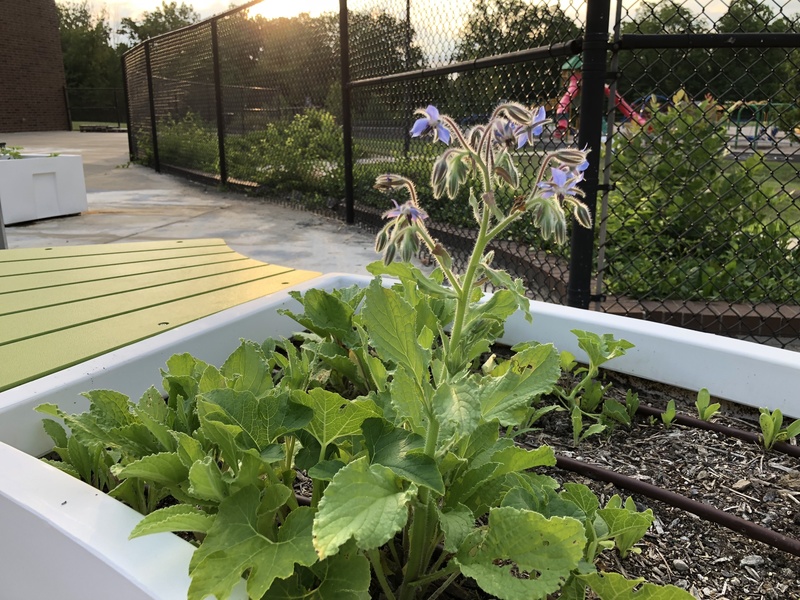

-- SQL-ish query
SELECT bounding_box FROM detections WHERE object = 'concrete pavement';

[1,131,382,275]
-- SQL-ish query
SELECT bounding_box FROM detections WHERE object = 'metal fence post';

[144,40,161,172]
[121,56,135,160]
[211,19,228,185]
[339,0,355,224]
[567,0,611,309]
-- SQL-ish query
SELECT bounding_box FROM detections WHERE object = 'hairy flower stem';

[398,413,441,600]
[447,205,491,372]
[399,493,434,600]
[368,548,397,600]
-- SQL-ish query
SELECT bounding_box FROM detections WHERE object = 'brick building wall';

[0,0,69,132]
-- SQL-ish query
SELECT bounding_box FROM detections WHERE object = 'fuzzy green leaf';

[572,330,634,368]
[314,456,416,559]
[188,455,229,502]
[455,507,586,600]
[266,542,371,599]
[491,444,556,476]
[130,504,215,539]
[579,572,695,598]
[134,387,177,452]
[561,483,600,519]
[388,365,427,433]
[432,376,481,444]
[282,288,358,346]
[438,503,475,552]
[293,389,378,450]
[598,498,654,558]
[363,280,429,381]
[362,418,444,494]
[113,452,188,486]
[188,490,317,600]
[479,344,560,426]
[221,341,273,396]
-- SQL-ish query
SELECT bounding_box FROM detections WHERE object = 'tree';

[451,0,581,113]
[118,1,199,45]
[713,0,790,100]
[617,2,712,100]
[56,1,120,89]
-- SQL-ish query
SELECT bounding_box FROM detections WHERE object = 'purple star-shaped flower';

[516,106,547,148]
[382,199,428,224]
[538,166,583,201]
[493,119,521,150]
[410,105,451,144]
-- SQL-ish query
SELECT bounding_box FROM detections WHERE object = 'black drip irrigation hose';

[555,454,800,557]
[634,404,800,459]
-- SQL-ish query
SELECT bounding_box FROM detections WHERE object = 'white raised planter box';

[0,273,798,599]
[0,154,88,224]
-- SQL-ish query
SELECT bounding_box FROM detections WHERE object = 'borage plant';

[41,103,692,600]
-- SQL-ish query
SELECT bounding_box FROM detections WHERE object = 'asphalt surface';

[1,131,382,275]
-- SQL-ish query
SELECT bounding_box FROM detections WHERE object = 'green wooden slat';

[0,253,250,295]
[0,268,321,392]
[0,264,299,345]
[0,259,275,315]
[0,245,237,277]
[0,238,228,263]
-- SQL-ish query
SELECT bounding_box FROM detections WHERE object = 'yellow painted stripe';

[0,268,320,392]
[0,245,237,277]
[0,258,274,315]
[0,264,302,344]
[0,238,228,263]
[0,253,251,295]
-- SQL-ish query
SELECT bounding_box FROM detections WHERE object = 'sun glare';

[245,0,338,20]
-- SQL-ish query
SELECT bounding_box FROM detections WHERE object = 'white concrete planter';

[0,154,88,224]
[0,273,798,599]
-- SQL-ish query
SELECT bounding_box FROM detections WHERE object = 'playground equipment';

[728,101,794,147]
[555,56,647,138]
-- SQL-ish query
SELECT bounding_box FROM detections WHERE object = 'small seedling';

[758,407,800,450]
[661,400,677,428]
[625,390,640,421]
[695,388,720,421]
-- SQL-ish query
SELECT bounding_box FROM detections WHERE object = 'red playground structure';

[556,56,647,136]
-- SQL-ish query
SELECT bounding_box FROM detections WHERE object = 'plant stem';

[407,562,458,589]
[427,571,460,600]
[398,493,432,600]
[448,205,491,368]
[368,548,397,600]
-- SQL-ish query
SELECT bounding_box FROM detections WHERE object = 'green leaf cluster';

[551,330,637,446]
[758,407,800,450]
[36,268,689,600]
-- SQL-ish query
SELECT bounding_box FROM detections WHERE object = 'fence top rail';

[350,39,583,89]
[618,32,800,50]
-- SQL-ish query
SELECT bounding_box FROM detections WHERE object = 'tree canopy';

[118,1,200,45]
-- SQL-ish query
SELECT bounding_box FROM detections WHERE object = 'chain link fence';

[123,0,800,348]
[599,0,800,346]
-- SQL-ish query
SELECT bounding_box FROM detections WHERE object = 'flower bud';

[374,228,389,252]
[374,173,409,191]
[572,201,593,228]
[552,147,590,167]
[501,102,531,125]
[383,242,397,265]
[432,242,452,269]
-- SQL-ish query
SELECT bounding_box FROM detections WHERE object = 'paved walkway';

[1,131,382,275]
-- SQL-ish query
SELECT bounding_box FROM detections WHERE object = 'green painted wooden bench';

[0,239,320,392]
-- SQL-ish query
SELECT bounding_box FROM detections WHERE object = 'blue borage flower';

[538,166,584,202]
[493,119,521,151]
[514,105,548,148]
[410,105,451,144]
[382,199,428,224]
